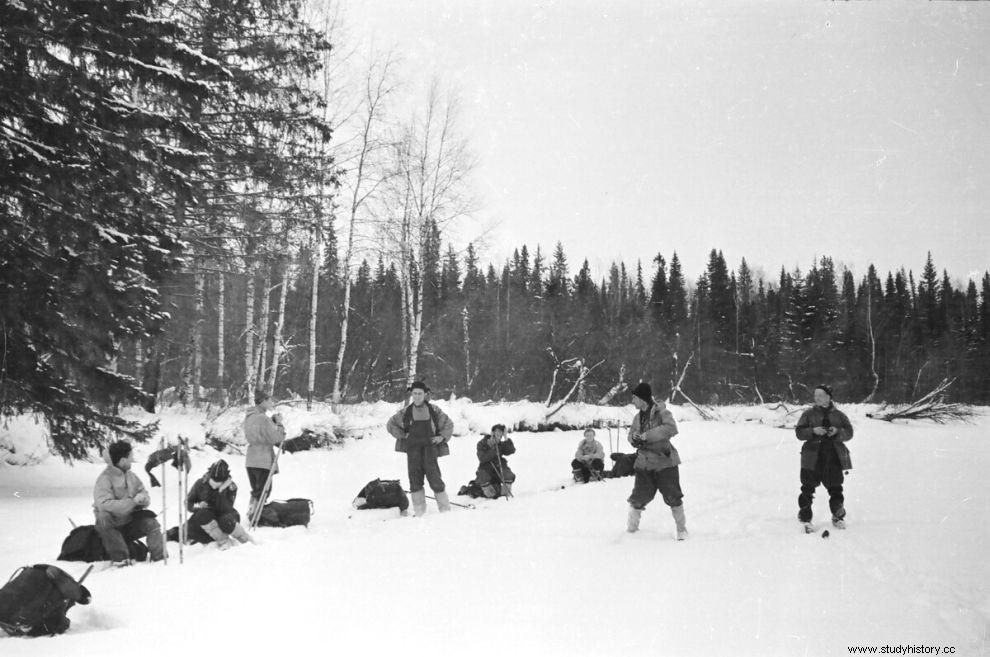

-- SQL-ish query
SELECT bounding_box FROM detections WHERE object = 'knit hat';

[631,382,653,405]
[108,441,132,467]
[208,460,230,482]
[408,381,430,393]
[815,384,834,398]
[254,389,270,405]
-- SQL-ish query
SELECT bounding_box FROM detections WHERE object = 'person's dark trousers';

[187,509,241,544]
[247,467,274,506]
[797,444,845,522]
[627,467,684,509]
[407,439,445,493]
[95,508,165,561]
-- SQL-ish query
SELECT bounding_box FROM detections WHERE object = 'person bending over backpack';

[93,441,165,566]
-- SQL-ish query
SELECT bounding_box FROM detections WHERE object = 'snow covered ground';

[2,401,988,656]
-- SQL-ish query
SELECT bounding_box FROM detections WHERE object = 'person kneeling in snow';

[571,428,605,483]
[185,460,254,549]
[93,441,166,566]
[473,424,516,498]
[625,383,688,540]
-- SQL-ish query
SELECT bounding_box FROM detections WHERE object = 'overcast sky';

[341,0,990,285]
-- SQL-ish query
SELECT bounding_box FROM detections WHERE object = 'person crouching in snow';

[386,381,455,515]
[186,460,255,549]
[93,441,166,565]
[571,428,605,483]
[474,424,516,498]
[794,384,854,531]
[625,382,688,540]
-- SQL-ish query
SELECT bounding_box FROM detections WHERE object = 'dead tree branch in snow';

[867,378,974,423]
[668,351,714,420]
[545,356,605,419]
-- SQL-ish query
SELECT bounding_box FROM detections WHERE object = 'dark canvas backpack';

[57,525,149,563]
[609,452,638,478]
[258,498,313,528]
[354,479,409,511]
[0,564,91,637]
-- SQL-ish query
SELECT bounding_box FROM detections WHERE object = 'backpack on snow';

[57,525,149,563]
[257,498,314,528]
[0,564,92,637]
[608,452,638,478]
[353,479,409,512]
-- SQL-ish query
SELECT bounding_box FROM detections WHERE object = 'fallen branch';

[597,363,627,404]
[546,358,605,419]
[867,378,974,423]
[668,351,714,420]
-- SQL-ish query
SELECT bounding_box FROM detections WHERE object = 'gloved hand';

[630,437,645,449]
[133,491,150,507]
[431,435,444,445]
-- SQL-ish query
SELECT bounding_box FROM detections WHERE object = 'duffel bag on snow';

[353,479,409,512]
[608,452,638,478]
[57,525,149,563]
[0,564,91,637]
[258,498,313,528]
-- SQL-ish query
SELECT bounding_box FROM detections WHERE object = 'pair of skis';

[160,437,190,564]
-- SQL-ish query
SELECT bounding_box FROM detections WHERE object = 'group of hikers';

[88,379,854,565]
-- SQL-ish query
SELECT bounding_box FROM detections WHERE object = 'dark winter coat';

[627,401,680,472]
[476,435,515,476]
[795,403,854,471]
[186,476,238,516]
[386,402,454,457]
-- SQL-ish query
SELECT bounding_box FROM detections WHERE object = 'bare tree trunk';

[863,280,880,403]
[135,339,144,384]
[307,227,321,409]
[243,261,257,399]
[192,265,205,405]
[462,306,472,390]
[216,270,227,407]
[255,264,271,388]
[266,260,291,395]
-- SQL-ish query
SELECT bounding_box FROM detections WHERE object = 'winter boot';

[627,506,642,533]
[435,490,452,513]
[671,504,688,541]
[481,484,498,499]
[229,523,256,545]
[411,489,427,517]
[573,469,585,483]
[500,482,513,498]
[201,520,233,550]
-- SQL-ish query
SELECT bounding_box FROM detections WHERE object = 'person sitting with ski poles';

[474,424,516,499]
[243,390,285,521]
[185,460,255,550]
[571,428,605,483]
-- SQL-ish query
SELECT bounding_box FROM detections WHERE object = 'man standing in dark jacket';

[386,381,454,515]
[794,384,854,531]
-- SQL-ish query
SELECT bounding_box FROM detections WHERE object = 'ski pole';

[160,436,167,566]
[492,440,512,500]
[250,437,285,529]
[176,441,184,564]
[403,490,475,510]
[77,564,94,585]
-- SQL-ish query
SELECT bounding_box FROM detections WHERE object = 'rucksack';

[0,564,91,637]
[57,526,149,563]
[354,479,409,511]
[608,452,638,478]
[257,498,313,528]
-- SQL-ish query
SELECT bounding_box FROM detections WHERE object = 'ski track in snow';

[1,403,989,657]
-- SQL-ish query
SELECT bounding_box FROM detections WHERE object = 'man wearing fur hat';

[625,382,688,540]
[93,441,166,565]
[386,381,454,515]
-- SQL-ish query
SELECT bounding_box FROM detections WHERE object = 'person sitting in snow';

[93,441,166,566]
[386,381,455,515]
[794,384,854,531]
[243,389,286,519]
[185,460,255,549]
[571,428,605,483]
[473,424,516,498]
[625,382,688,540]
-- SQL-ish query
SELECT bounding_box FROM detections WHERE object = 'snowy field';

[2,401,989,657]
